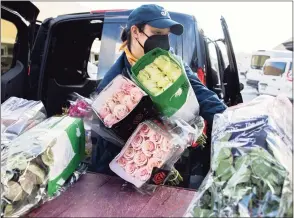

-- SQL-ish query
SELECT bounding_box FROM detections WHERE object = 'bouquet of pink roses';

[92,75,159,141]
[92,75,145,127]
[109,120,192,189]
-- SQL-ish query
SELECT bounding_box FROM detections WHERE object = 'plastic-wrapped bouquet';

[131,48,200,125]
[184,95,293,218]
[66,92,93,119]
[92,75,159,141]
[1,116,85,217]
[65,93,94,159]
[110,116,203,191]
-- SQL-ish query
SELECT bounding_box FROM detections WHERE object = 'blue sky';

[79,2,292,53]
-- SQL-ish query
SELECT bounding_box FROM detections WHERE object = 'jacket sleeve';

[184,62,227,125]
[96,54,125,93]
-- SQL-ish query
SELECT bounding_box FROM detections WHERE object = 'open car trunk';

[30,16,104,116]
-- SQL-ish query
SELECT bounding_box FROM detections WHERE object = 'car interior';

[1,8,30,103]
[35,19,104,116]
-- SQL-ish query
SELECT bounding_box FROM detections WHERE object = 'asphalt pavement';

[239,75,259,103]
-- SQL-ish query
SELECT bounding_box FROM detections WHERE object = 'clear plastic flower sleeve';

[1,116,85,217]
[91,75,159,143]
[1,97,47,150]
[92,75,147,128]
[184,95,293,218]
[109,118,201,190]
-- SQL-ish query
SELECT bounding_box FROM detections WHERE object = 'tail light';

[286,70,292,82]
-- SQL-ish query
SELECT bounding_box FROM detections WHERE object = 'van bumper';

[246,79,259,88]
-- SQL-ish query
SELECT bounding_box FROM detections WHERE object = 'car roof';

[252,49,292,56]
[265,57,292,63]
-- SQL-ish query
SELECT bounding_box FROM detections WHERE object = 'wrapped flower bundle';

[92,75,145,127]
[66,92,94,159]
[1,116,85,217]
[68,99,92,118]
[184,95,293,218]
[92,75,159,141]
[109,120,193,189]
[131,48,200,124]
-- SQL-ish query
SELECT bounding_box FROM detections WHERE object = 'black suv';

[1,1,243,188]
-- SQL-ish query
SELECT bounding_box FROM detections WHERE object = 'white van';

[258,58,293,100]
[246,50,292,88]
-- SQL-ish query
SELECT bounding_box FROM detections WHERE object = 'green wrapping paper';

[44,116,85,196]
[131,48,200,124]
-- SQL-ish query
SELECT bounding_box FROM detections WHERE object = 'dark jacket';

[92,52,227,174]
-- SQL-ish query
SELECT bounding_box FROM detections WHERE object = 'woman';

[93,4,227,174]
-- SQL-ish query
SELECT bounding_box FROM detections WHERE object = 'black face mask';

[137,32,170,54]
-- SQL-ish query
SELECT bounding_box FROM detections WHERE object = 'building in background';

[274,37,293,51]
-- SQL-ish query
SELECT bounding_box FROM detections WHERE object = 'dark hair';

[121,23,146,50]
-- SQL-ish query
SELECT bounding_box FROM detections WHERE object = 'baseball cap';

[126,4,184,35]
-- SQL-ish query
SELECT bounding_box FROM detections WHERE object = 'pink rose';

[147,158,163,172]
[133,152,148,166]
[123,146,135,161]
[135,167,151,181]
[106,98,117,112]
[113,104,129,120]
[150,132,163,144]
[76,100,89,110]
[140,124,150,136]
[117,156,127,168]
[112,91,125,103]
[103,114,118,127]
[121,81,136,94]
[130,87,144,103]
[125,162,137,176]
[142,140,157,157]
[121,95,136,111]
[98,105,111,119]
[153,150,167,160]
[162,138,172,152]
[131,134,144,150]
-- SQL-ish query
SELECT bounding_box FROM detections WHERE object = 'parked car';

[246,50,292,88]
[1,1,243,191]
[258,57,293,100]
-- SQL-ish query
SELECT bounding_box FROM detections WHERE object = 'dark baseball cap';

[126,4,184,35]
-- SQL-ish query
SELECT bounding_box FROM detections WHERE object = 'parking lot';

[239,74,259,103]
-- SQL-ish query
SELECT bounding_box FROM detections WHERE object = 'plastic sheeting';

[184,95,293,217]
[1,97,47,151]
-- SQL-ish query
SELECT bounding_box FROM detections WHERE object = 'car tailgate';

[28,173,196,217]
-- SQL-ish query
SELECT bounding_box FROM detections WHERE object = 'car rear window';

[263,61,287,76]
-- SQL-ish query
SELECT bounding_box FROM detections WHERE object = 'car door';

[203,37,225,100]
[263,60,290,96]
[1,1,39,103]
[219,16,243,106]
